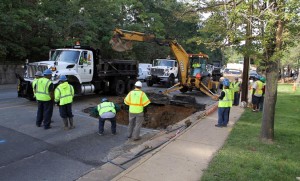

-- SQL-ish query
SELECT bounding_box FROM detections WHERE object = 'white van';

[137,63,152,81]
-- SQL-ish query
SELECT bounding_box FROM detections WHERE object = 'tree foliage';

[193,0,300,141]
[0,0,222,63]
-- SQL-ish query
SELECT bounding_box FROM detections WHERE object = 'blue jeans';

[99,117,116,134]
[218,107,230,126]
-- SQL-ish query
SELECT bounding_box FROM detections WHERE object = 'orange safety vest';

[124,88,150,113]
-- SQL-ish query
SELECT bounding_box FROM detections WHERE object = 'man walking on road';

[97,98,120,135]
[54,75,75,130]
[124,81,150,141]
[34,69,54,129]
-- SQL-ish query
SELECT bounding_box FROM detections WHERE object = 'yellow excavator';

[110,28,218,99]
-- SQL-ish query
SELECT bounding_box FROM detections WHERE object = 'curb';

[111,101,219,181]
[77,101,220,181]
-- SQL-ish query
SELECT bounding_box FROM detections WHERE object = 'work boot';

[63,118,69,130]
[69,117,75,129]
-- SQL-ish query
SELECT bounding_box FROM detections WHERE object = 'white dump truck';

[17,43,138,100]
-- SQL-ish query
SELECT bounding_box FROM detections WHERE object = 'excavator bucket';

[109,37,133,52]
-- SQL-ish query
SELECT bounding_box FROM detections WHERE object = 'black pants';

[36,100,53,128]
[233,92,240,106]
[59,103,73,118]
[99,117,116,134]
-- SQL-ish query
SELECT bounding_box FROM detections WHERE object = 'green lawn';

[201,84,300,181]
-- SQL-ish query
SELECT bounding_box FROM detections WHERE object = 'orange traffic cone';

[292,82,296,92]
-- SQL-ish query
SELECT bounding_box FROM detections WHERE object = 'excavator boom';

[110,28,217,98]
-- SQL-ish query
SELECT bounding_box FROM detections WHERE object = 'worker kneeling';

[97,98,120,136]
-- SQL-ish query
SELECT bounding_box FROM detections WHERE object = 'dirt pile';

[83,93,204,129]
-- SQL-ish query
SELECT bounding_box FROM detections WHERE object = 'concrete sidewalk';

[112,105,244,181]
[78,104,244,181]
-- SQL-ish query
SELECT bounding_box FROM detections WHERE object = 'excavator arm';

[110,28,217,99]
[110,28,189,84]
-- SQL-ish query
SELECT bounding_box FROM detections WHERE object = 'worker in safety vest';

[192,62,201,76]
[97,98,120,135]
[124,81,150,141]
[252,76,264,112]
[232,77,241,106]
[215,78,232,127]
[54,75,75,130]
[35,69,54,129]
[259,76,266,111]
[32,71,43,97]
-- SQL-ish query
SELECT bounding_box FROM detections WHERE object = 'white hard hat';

[135,81,142,88]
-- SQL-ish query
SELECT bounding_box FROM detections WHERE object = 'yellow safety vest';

[54,82,74,105]
[97,102,116,116]
[219,89,232,108]
[233,82,240,92]
[124,88,151,113]
[228,83,234,104]
[32,78,38,96]
[35,77,52,101]
[192,63,200,68]
[254,81,263,95]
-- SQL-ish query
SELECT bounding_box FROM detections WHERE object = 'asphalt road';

[0,84,157,181]
[0,83,215,181]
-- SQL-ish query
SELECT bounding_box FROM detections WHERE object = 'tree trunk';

[261,62,278,141]
[260,0,284,142]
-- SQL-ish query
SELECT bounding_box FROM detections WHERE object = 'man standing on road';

[34,69,54,129]
[252,76,264,112]
[97,98,120,135]
[54,75,75,130]
[232,77,241,106]
[214,78,232,127]
[32,71,43,97]
[124,81,150,141]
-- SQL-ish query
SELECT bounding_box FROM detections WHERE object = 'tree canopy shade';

[0,0,222,63]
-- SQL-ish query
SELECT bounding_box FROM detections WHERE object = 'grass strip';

[201,84,300,181]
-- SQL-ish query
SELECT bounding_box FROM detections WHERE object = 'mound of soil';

[83,99,198,129]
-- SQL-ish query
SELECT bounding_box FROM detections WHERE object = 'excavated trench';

[83,92,205,129]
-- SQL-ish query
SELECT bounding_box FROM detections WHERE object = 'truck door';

[78,51,93,82]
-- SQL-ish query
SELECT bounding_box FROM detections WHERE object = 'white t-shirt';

[100,112,116,119]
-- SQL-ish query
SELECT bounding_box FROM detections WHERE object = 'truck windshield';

[51,50,80,63]
[153,59,174,67]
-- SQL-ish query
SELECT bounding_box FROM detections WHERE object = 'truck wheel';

[146,80,153,87]
[126,79,135,92]
[166,75,175,88]
[179,86,188,93]
[112,79,125,95]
